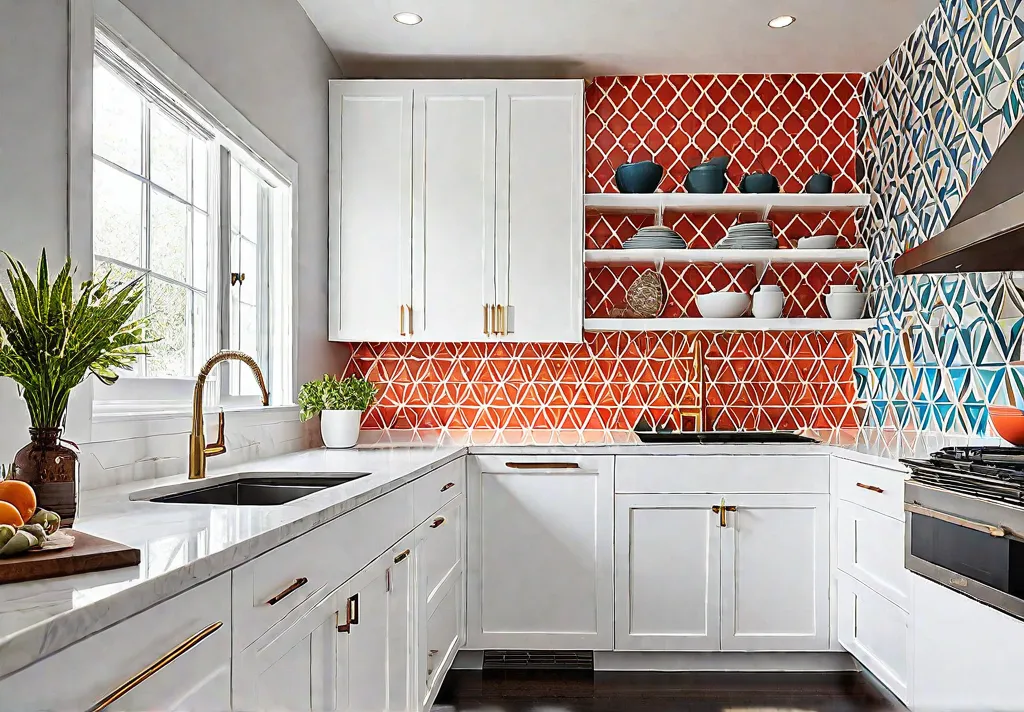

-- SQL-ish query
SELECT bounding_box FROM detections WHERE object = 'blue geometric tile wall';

[856,0,1024,435]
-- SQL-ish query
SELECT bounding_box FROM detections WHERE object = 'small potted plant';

[298,375,377,449]
[0,250,149,524]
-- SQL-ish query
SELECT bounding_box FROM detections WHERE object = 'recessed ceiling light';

[768,14,796,28]
[393,12,422,25]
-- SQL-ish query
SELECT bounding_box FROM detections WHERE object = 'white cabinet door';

[0,575,231,712]
[720,493,830,651]
[495,81,583,343]
[388,537,416,712]
[467,455,614,649]
[329,81,414,341]
[234,586,343,712]
[412,82,497,341]
[614,494,722,651]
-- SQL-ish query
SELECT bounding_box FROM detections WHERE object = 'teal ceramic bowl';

[685,164,727,194]
[614,161,664,193]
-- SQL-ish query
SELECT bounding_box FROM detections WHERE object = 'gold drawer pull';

[394,548,411,563]
[440,481,456,492]
[711,499,737,528]
[399,305,406,336]
[266,577,309,606]
[856,482,884,494]
[85,622,222,712]
[337,593,359,633]
[430,517,446,529]
[504,462,580,470]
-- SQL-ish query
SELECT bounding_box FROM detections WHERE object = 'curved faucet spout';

[189,350,270,479]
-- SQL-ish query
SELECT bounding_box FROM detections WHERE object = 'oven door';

[905,481,1024,620]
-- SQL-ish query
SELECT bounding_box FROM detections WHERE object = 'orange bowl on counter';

[988,405,1024,446]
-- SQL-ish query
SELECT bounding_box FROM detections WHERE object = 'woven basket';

[625,269,667,318]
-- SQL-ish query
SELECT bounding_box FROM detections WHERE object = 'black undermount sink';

[634,431,819,445]
[150,474,370,506]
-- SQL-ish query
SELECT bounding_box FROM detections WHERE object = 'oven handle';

[905,502,1007,538]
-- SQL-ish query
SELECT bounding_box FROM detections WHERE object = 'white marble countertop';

[0,426,995,678]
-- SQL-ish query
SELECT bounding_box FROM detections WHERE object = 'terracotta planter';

[11,428,79,526]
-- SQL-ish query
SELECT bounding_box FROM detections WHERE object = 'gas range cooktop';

[902,446,1024,506]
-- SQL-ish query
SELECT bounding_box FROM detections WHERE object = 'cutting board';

[0,530,140,585]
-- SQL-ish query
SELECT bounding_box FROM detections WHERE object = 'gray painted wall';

[0,0,344,464]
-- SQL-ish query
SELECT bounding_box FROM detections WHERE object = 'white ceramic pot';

[696,291,750,319]
[825,291,867,319]
[320,409,362,449]
[752,286,785,319]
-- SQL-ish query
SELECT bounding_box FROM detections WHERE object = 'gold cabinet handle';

[905,502,1006,537]
[489,305,497,335]
[266,577,308,605]
[712,499,737,528]
[399,305,406,336]
[504,461,580,470]
[856,482,884,494]
[85,622,223,712]
[430,516,446,529]
[406,304,413,335]
[394,548,411,563]
[440,481,455,492]
[483,304,490,335]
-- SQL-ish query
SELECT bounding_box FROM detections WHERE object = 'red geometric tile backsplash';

[347,332,860,433]
[586,74,863,194]
[344,73,865,433]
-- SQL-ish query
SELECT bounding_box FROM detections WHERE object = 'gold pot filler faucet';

[189,350,270,480]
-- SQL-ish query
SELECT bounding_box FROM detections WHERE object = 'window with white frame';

[91,30,290,413]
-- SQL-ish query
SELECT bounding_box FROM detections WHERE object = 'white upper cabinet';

[329,79,583,343]
[495,82,583,342]
[412,82,497,341]
[329,82,413,341]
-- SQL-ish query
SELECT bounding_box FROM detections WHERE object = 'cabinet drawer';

[0,575,231,711]
[838,572,911,705]
[835,457,906,520]
[233,484,414,652]
[837,500,909,610]
[414,457,465,524]
[419,495,464,613]
[423,578,462,709]
[616,455,829,494]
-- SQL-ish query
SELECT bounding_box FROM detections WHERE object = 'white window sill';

[93,402,299,424]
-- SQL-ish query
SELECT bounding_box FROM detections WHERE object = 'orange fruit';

[0,480,36,522]
[0,501,24,527]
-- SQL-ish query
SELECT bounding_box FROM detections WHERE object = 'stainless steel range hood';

[894,123,1024,275]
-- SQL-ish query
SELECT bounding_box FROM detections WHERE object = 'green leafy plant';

[0,250,151,429]
[298,374,377,422]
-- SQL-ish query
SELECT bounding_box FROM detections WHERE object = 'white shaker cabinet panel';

[720,493,830,651]
[614,494,722,651]
[412,83,497,341]
[330,82,414,341]
[0,575,231,712]
[837,500,909,610]
[467,455,614,649]
[495,81,583,343]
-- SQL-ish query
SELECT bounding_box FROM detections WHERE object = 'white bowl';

[797,235,840,249]
[697,291,751,319]
[825,292,867,320]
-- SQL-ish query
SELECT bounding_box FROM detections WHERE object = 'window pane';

[93,62,142,173]
[192,136,208,210]
[230,161,240,232]
[240,166,258,238]
[147,276,190,378]
[94,260,146,377]
[93,160,143,266]
[239,237,259,306]
[192,292,208,376]
[150,191,189,284]
[238,303,261,396]
[150,109,189,198]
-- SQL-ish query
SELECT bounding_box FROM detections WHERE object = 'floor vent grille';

[482,650,594,670]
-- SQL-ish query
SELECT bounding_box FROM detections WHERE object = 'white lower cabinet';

[615,494,722,651]
[0,575,232,712]
[838,573,911,705]
[614,491,830,652]
[721,493,830,651]
[467,455,614,649]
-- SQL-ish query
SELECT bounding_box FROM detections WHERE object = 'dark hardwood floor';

[434,670,905,711]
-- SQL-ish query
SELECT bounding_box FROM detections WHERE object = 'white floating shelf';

[584,318,874,332]
[584,192,872,216]
[585,248,869,266]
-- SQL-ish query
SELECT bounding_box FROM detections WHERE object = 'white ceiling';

[298,0,940,78]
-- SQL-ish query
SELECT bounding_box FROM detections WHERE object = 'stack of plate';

[622,225,687,250]
[715,221,778,249]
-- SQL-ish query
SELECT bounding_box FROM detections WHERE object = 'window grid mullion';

[141,98,152,377]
